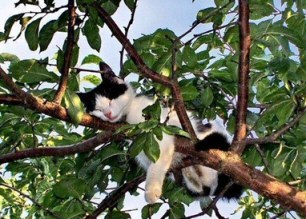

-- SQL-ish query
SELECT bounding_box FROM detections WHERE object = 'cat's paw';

[145,186,162,203]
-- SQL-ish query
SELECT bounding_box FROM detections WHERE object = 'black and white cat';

[78,63,243,203]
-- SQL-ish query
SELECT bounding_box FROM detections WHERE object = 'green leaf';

[169,202,185,219]
[180,83,199,101]
[142,102,161,121]
[124,0,135,11]
[64,90,84,125]
[130,133,147,157]
[81,54,103,65]
[161,125,190,138]
[268,56,290,73]
[275,100,295,125]
[201,87,214,107]
[138,120,159,131]
[53,199,86,219]
[102,0,120,15]
[144,132,160,162]
[265,26,305,49]
[182,45,198,68]
[0,53,20,63]
[83,19,101,51]
[9,59,59,83]
[81,75,102,86]
[141,203,162,219]
[249,2,275,20]
[53,176,87,198]
[271,152,289,177]
[25,17,42,51]
[4,13,24,39]
[153,126,163,141]
[243,147,262,167]
[39,19,58,51]
[196,7,217,23]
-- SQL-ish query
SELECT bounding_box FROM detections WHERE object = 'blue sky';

[0,1,244,218]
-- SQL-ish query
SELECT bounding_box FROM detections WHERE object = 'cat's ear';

[99,62,116,80]
[99,62,114,74]
[99,62,124,84]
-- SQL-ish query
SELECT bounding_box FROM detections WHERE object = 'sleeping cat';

[78,63,243,203]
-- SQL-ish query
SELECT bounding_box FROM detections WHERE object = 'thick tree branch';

[0,67,122,131]
[0,132,122,164]
[53,0,76,104]
[231,0,251,154]
[0,94,23,105]
[92,3,197,142]
[175,143,306,216]
[85,175,145,219]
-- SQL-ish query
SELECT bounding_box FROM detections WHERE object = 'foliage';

[0,0,305,218]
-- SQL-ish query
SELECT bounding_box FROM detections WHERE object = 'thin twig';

[48,63,102,74]
[53,0,76,104]
[185,22,237,45]
[119,0,138,76]
[177,0,234,42]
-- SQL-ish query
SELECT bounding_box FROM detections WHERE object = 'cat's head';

[78,62,135,123]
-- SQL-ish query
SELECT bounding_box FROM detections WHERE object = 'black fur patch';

[195,132,230,151]
[214,174,243,199]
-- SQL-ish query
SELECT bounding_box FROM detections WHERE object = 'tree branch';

[0,94,23,105]
[119,0,138,75]
[231,0,251,154]
[53,0,76,104]
[0,131,123,164]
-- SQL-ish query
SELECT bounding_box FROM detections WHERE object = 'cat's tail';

[195,122,243,200]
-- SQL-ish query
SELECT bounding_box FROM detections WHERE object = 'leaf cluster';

[0,0,305,218]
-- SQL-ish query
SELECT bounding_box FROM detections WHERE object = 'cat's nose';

[105,111,113,119]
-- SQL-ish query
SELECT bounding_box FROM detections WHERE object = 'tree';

[0,0,305,218]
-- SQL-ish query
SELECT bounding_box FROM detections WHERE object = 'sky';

[0,1,243,218]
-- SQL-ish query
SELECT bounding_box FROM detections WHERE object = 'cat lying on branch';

[77,62,243,203]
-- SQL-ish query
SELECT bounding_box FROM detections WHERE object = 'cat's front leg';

[144,135,174,203]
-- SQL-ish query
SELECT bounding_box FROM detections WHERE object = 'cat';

[77,62,243,203]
